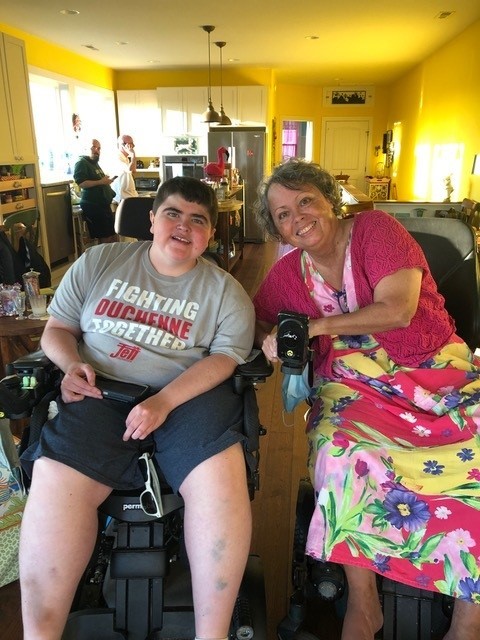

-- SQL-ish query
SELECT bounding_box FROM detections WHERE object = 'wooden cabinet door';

[0,41,14,161]
[1,34,36,163]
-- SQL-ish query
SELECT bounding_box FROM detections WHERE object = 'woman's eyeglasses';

[138,452,163,518]
[333,289,349,314]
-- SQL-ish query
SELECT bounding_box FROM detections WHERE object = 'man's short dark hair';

[153,177,218,227]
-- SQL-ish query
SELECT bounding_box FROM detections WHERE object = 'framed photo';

[323,87,374,107]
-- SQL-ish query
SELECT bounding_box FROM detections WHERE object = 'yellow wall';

[0,22,114,89]
[271,81,389,172]
[387,19,480,201]
[114,67,272,90]
[3,18,480,201]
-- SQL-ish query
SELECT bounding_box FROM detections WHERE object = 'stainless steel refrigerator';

[208,127,266,242]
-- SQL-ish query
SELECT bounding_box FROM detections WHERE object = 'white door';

[320,118,371,189]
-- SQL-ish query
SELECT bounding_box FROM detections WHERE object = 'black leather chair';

[115,196,155,240]
[278,217,480,640]
[115,196,224,268]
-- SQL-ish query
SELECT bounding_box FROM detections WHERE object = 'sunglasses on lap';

[138,452,163,518]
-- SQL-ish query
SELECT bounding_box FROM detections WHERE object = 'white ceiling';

[1,0,479,85]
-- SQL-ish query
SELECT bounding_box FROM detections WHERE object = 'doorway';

[320,117,371,189]
[281,120,313,162]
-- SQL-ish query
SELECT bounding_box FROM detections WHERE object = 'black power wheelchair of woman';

[277,216,480,640]
[0,348,273,640]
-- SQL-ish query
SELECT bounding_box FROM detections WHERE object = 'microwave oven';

[162,155,206,182]
[135,177,160,192]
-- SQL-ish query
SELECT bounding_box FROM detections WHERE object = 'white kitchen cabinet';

[236,86,267,125]
[157,87,186,135]
[124,85,268,138]
[0,33,37,163]
[217,86,239,125]
[183,86,208,136]
[117,90,162,157]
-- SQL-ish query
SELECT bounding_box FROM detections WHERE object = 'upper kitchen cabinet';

[117,90,162,157]
[183,87,209,136]
[157,87,186,135]
[0,33,37,163]
[236,86,267,125]
[153,85,268,136]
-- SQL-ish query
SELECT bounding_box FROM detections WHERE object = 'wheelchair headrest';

[398,217,480,350]
[115,197,154,240]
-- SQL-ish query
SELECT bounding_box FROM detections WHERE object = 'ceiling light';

[201,25,221,124]
[82,44,99,51]
[436,11,454,19]
[305,35,319,40]
[60,9,80,15]
[214,41,232,126]
[115,41,129,46]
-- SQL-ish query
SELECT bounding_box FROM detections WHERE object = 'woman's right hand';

[60,362,103,403]
[261,333,279,364]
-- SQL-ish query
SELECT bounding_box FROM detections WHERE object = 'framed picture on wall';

[323,86,374,106]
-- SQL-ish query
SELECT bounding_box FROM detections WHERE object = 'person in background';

[111,134,139,206]
[74,138,118,244]
[19,176,255,640]
[253,158,480,640]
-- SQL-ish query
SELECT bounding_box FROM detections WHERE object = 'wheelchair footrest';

[110,548,167,579]
[380,578,450,640]
[63,609,126,639]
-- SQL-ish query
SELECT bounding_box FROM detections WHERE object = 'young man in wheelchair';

[19,176,255,640]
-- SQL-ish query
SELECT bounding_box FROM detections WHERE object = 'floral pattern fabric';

[305,334,480,604]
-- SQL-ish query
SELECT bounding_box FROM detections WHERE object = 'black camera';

[277,310,309,374]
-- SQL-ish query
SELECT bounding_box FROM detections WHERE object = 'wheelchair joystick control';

[277,311,310,375]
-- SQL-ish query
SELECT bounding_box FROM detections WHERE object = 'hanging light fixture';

[201,25,220,124]
[214,41,232,126]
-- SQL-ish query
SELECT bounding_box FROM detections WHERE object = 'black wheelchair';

[1,347,272,640]
[0,196,275,640]
[278,217,480,640]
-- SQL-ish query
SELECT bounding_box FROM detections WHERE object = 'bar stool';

[71,205,96,258]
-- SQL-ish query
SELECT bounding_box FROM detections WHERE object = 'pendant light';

[214,41,232,126]
[201,25,220,124]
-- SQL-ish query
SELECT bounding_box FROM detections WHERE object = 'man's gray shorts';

[21,381,245,493]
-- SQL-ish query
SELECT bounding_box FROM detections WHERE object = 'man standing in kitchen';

[111,134,139,207]
[74,138,118,244]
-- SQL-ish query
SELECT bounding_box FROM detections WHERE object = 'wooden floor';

[0,241,340,640]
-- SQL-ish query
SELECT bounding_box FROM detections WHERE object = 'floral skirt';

[305,334,480,604]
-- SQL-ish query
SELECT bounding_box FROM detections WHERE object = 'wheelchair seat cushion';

[21,380,245,493]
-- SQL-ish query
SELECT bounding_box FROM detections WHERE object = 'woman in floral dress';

[253,159,480,640]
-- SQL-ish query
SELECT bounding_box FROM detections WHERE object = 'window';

[281,120,313,161]
[29,72,116,182]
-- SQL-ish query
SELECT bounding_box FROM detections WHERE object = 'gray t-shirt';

[48,242,255,390]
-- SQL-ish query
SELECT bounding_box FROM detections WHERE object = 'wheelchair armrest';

[235,349,273,380]
[1,349,60,418]
[5,349,52,374]
[233,350,273,395]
